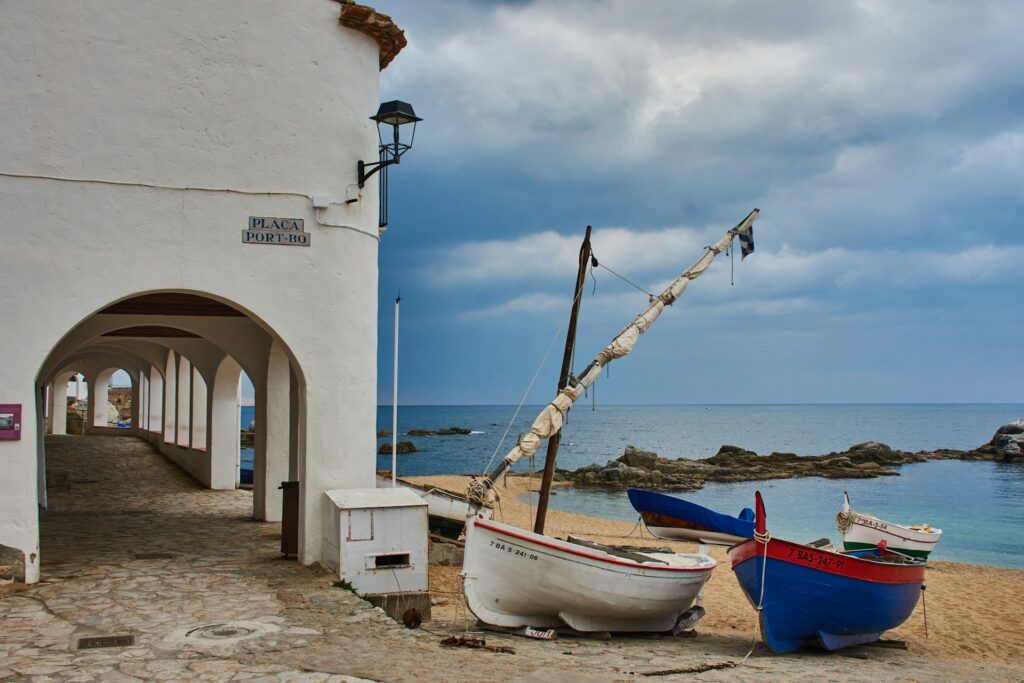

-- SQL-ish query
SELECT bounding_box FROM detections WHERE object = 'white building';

[0,0,408,583]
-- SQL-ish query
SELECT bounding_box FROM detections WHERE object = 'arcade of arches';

[37,292,303,535]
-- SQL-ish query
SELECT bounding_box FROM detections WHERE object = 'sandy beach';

[413,473,1024,669]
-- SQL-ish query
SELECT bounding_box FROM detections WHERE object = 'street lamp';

[358,100,421,229]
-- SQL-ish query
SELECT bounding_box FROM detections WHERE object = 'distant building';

[0,0,407,583]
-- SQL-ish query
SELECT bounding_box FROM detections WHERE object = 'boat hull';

[627,488,754,545]
[840,515,941,559]
[729,537,925,653]
[463,516,716,632]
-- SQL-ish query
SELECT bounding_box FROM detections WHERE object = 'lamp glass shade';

[371,100,422,126]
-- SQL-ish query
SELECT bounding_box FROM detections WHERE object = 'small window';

[368,552,410,569]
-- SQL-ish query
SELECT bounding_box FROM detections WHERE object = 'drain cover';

[187,624,256,640]
[77,634,135,650]
[163,620,279,649]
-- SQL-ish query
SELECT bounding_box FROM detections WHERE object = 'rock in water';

[991,419,1024,462]
[620,445,659,470]
[406,427,472,436]
[378,441,417,455]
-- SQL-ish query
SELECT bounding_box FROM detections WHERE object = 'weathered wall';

[0,0,388,582]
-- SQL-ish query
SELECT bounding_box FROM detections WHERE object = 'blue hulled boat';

[626,488,754,545]
[728,491,926,653]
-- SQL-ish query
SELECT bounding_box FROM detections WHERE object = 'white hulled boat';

[463,515,715,632]
[462,209,761,633]
[836,491,941,559]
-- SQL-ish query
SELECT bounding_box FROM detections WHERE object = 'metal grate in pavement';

[76,634,135,649]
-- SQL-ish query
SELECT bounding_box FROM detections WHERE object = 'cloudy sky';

[370,0,1023,405]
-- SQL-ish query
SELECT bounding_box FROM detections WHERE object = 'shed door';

[347,509,374,541]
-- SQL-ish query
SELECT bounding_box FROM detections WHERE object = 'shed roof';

[325,487,426,510]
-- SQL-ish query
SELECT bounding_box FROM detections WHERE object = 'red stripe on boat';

[728,537,925,584]
[474,520,718,573]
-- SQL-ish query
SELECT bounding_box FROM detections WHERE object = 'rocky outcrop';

[991,419,1024,462]
[564,439,996,491]
[379,440,417,455]
[406,427,472,436]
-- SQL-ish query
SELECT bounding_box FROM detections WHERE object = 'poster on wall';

[0,404,22,440]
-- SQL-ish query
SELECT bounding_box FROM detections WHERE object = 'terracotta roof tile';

[337,1,407,70]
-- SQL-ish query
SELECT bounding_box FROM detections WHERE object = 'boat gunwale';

[729,536,926,585]
[473,518,718,573]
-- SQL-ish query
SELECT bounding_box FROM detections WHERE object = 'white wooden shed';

[322,488,428,595]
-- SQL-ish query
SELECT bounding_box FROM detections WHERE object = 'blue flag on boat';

[738,224,754,259]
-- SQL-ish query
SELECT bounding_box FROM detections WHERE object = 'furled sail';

[468,209,759,507]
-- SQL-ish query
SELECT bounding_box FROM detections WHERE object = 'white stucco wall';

[0,0,387,580]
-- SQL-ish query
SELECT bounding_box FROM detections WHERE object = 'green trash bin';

[279,481,299,557]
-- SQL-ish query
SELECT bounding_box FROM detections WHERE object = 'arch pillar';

[254,340,290,521]
[210,356,242,490]
[148,365,163,433]
[190,366,208,450]
[47,375,70,435]
[163,352,176,442]
[84,373,98,427]
[176,355,191,445]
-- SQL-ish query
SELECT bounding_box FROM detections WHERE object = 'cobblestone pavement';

[1,435,1020,682]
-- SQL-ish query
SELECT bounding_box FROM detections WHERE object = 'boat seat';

[805,537,833,549]
[565,535,670,564]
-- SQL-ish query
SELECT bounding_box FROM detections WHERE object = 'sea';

[245,403,1024,568]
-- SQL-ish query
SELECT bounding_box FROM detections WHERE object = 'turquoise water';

[530,461,1024,568]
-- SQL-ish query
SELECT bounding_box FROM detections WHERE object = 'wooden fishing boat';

[836,491,941,559]
[627,488,754,544]
[463,515,715,632]
[462,210,761,633]
[729,491,926,653]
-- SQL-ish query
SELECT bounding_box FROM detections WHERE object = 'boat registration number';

[788,546,845,571]
[489,540,539,561]
[855,516,889,532]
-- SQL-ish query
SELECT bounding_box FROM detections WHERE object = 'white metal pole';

[391,293,400,487]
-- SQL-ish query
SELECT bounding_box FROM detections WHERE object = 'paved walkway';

[1,435,1020,682]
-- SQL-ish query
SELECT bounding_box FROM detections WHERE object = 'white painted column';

[176,355,191,445]
[163,353,176,443]
[86,373,102,428]
[255,340,290,521]
[48,380,67,435]
[190,367,208,450]
[131,373,142,429]
[210,356,241,490]
[149,365,163,434]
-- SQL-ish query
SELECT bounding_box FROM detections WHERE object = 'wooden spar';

[533,226,592,535]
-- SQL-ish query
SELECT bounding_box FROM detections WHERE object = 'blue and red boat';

[626,488,754,544]
[728,491,926,653]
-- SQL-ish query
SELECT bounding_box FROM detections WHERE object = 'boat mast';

[534,226,592,534]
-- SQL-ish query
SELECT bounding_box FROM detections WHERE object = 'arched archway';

[29,291,318,578]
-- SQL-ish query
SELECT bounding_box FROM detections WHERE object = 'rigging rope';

[835,508,856,534]
[593,256,656,300]
[479,266,592,478]
[739,529,771,665]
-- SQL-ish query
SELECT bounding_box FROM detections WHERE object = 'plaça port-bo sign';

[243,216,311,247]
